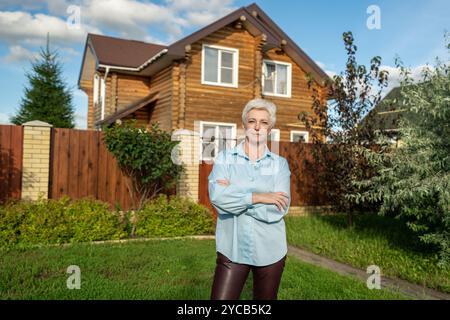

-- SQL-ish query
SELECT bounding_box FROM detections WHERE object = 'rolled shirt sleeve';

[245,158,291,223]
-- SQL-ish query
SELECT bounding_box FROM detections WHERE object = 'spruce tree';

[10,35,75,128]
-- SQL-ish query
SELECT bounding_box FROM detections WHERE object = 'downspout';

[101,66,110,121]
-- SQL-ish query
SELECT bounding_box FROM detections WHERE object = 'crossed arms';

[208,153,291,223]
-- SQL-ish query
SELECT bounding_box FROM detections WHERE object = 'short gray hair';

[242,98,277,128]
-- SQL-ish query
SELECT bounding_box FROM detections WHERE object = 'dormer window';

[201,44,239,88]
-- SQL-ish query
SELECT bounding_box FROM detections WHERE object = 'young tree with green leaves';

[301,31,389,226]
[10,35,75,128]
[352,36,450,267]
[102,120,183,236]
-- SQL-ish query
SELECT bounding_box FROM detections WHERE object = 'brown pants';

[210,251,286,300]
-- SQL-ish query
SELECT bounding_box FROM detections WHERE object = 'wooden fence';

[49,128,135,210]
[1,124,331,214]
[0,125,23,203]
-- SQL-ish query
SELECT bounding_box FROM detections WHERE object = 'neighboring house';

[361,85,419,146]
[364,86,404,141]
[78,3,331,161]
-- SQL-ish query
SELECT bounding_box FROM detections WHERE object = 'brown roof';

[89,34,167,68]
[96,91,159,127]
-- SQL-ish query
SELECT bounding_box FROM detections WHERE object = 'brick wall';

[21,120,52,200]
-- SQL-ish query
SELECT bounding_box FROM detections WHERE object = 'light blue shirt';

[208,140,291,266]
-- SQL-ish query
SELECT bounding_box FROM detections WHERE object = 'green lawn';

[286,214,450,294]
[0,239,407,300]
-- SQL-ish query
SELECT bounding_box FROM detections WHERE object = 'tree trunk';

[347,210,354,227]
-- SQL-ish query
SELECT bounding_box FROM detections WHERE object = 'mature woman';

[208,98,291,300]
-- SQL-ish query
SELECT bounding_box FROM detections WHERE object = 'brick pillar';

[21,120,52,200]
[172,129,200,202]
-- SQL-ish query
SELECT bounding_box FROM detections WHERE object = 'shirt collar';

[231,140,272,161]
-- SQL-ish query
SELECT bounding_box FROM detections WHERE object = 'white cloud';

[0,10,101,45]
[45,0,75,16]
[65,0,237,43]
[184,11,220,26]
[315,60,337,78]
[316,60,434,99]
[143,35,167,46]
[60,47,79,56]
[0,0,45,11]
[165,0,236,14]
[380,64,433,95]
[78,0,187,42]
[3,45,39,63]
[0,0,239,49]
[166,0,236,27]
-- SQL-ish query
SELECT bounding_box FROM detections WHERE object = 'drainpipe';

[101,66,110,121]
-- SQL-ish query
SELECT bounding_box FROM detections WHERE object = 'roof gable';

[245,3,329,84]
[79,3,330,87]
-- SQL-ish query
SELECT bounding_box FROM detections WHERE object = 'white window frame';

[268,128,280,141]
[201,44,239,88]
[290,130,309,143]
[199,121,237,161]
[262,59,292,98]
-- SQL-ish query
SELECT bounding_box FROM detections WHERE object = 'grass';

[0,239,407,300]
[285,214,450,294]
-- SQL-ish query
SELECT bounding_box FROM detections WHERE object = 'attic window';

[202,44,238,88]
[262,60,292,98]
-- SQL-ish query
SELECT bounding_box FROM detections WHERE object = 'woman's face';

[243,108,271,144]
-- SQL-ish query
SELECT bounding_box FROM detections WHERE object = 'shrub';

[102,120,183,213]
[0,199,26,247]
[18,196,73,245]
[0,195,214,248]
[0,196,127,248]
[64,197,128,243]
[135,195,215,238]
[353,38,450,267]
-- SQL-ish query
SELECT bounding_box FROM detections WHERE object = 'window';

[268,128,280,141]
[262,60,292,97]
[290,130,309,143]
[202,44,238,87]
[200,121,237,160]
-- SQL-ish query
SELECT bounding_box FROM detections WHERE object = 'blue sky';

[0,0,448,128]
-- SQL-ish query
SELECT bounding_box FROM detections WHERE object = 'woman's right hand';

[252,192,289,212]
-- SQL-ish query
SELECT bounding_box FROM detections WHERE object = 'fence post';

[21,120,52,200]
[172,129,200,202]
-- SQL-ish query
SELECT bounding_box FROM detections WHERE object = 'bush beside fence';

[0,195,215,249]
